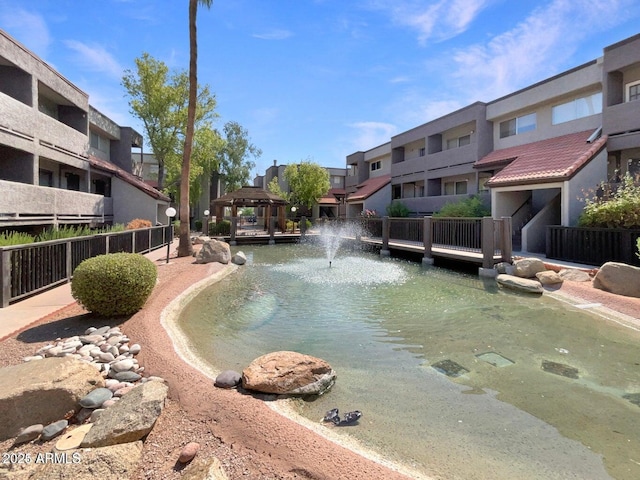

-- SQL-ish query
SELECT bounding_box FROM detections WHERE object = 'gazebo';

[211,186,289,232]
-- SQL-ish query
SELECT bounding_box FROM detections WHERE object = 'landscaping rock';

[182,456,229,480]
[15,424,43,444]
[558,268,592,282]
[214,370,242,389]
[496,274,544,294]
[179,441,201,463]
[513,258,546,278]
[79,388,113,409]
[242,351,336,395]
[81,381,168,447]
[535,270,563,286]
[195,239,231,265]
[232,251,247,265]
[31,441,143,480]
[494,262,514,275]
[109,370,141,383]
[593,262,640,298]
[41,419,69,441]
[0,357,103,441]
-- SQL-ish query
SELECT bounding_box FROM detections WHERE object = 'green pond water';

[177,243,640,480]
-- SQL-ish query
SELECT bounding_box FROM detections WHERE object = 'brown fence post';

[300,216,307,237]
[381,216,390,256]
[269,217,276,245]
[66,241,73,281]
[423,216,434,265]
[230,217,238,246]
[501,217,512,263]
[1,249,10,308]
[480,216,496,275]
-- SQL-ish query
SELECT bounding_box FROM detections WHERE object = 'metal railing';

[0,225,172,307]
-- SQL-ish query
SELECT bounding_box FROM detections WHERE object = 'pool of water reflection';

[177,244,640,480]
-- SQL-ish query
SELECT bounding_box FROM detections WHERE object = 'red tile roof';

[475,131,607,187]
[347,174,391,202]
[318,188,347,205]
[88,156,171,202]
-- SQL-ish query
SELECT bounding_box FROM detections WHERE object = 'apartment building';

[346,142,392,217]
[0,30,170,233]
[346,32,640,253]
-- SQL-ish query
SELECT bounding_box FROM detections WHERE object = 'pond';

[177,242,640,480]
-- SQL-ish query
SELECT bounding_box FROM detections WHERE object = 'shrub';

[195,219,203,231]
[126,218,152,230]
[0,231,34,246]
[578,173,640,228]
[386,201,410,217]
[209,220,231,236]
[434,195,490,217]
[36,225,93,242]
[71,253,157,317]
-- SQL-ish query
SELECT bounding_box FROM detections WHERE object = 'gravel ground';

[1,255,638,480]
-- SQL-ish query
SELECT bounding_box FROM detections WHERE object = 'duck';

[338,410,362,426]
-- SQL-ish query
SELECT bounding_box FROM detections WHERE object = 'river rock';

[558,268,592,282]
[129,344,141,355]
[535,270,563,286]
[109,370,141,383]
[0,357,103,441]
[41,419,69,441]
[593,262,640,298]
[79,387,113,409]
[232,251,247,265]
[496,274,544,294]
[81,381,168,447]
[513,258,546,278]
[214,370,242,389]
[111,359,134,373]
[14,424,43,444]
[179,442,200,463]
[242,351,336,395]
[195,239,231,265]
[32,441,143,480]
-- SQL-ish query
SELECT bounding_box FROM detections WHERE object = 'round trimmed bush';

[71,253,157,317]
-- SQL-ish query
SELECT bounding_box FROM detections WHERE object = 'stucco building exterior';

[0,30,170,233]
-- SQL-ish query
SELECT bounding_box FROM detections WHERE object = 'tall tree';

[179,0,213,257]
[216,121,262,192]
[284,160,331,209]
[267,176,291,202]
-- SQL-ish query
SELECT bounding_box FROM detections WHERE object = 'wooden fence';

[546,226,640,267]
[0,225,172,307]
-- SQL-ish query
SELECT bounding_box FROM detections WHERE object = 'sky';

[0,1,639,178]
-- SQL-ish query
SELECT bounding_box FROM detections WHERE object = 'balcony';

[0,180,112,226]
[604,101,640,136]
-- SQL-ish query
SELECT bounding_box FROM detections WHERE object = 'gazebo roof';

[212,186,288,207]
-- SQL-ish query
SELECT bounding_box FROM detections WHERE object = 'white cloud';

[451,0,636,100]
[368,0,490,44]
[252,29,293,40]
[0,7,50,57]
[63,40,124,80]
[347,121,397,151]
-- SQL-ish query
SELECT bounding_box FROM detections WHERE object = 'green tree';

[283,161,330,209]
[121,53,219,197]
[267,176,291,202]
[216,121,262,192]
[179,0,214,257]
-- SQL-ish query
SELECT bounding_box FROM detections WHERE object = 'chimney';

[273,159,277,167]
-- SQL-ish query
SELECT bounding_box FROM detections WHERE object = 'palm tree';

[178,0,213,257]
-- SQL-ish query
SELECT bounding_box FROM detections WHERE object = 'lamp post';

[291,206,297,233]
[203,209,210,235]
[165,206,176,264]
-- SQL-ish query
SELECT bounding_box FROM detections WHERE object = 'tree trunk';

[177,0,198,257]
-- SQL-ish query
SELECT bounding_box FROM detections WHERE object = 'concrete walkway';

[0,242,179,341]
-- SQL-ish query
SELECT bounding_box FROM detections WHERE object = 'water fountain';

[316,221,364,268]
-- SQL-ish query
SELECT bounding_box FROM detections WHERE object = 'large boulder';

[535,270,563,286]
[496,274,544,294]
[559,268,592,282]
[81,381,168,448]
[195,239,231,265]
[0,357,103,441]
[29,441,143,480]
[593,262,640,298]
[513,258,546,278]
[242,351,336,396]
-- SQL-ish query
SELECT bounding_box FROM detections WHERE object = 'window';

[370,160,381,171]
[332,176,342,185]
[66,173,80,191]
[552,92,602,124]
[627,80,640,102]
[392,184,401,199]
[499,113,536,138]
[419,147,425,156]
[90,131,109,152]
[444,180,467,195]
[446,134,471,149]
[38,169,53,187]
